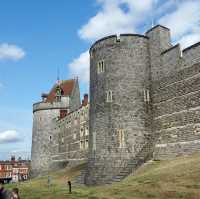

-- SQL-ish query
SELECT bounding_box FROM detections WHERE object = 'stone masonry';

[85,25,200,185]
[31,24,200,185]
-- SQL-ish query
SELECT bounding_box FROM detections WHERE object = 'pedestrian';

[0,182,5,199]
[0,182,4,193]
[47,176,52,188]
[10,188,20,199]
[66,176,72,194]
[0,183,9,199]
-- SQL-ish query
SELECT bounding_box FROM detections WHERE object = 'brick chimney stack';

[82,94,88,106]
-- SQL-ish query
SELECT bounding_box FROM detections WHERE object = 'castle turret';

[146,25,172,80]
[85,34,152,185]
[31,79,80,176]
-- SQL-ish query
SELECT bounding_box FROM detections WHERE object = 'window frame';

[106,90,113,102]
[97,60,105,74]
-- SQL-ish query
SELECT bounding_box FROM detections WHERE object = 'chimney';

[60,109,68,119]
[11,155,15,163]
[41,93,48,102]
[82,94,88,106]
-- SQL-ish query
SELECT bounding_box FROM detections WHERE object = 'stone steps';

[106,141,155,184]
[72,170,86,185]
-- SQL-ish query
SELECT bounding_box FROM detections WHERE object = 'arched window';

[106,90,113,102]
[97,60,105,74]
[118,129,125,148]
[85,139,89,149]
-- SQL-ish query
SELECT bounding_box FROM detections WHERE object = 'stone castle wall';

[85,25,200,185]
[50,104,89,170]
[31,25,200,184]
[152,42,200,159]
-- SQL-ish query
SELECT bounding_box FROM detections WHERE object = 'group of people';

[0,183,20,199]
[0,175,72,199]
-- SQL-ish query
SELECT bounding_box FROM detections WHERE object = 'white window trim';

[85,126,89,136]
[143,89,150,103]
[97,60,105,74]
[80,140,84,150]
[93,131,96,151]
[106,90,113,102]
[118,129,125,148]
[85,139,89,149]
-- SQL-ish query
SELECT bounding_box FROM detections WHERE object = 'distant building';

[0,156,30,183]
[0,162,12,183]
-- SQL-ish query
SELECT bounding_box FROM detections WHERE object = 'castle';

[31,25,200,185]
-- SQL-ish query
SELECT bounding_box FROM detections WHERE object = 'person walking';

[0,183,9,199]
[66,176,72,194]
[10,188,20,199]
[47,176,52,188]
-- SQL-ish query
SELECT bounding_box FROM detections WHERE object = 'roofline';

[90,35,117,53]
[33,106,68,113]
[56,103,89,122]
[161,44,180,55]
[89,33,149,53]
[182,41,200,52]
[120,33,148,39]
[146,24,170,34]
[70,77,79,97]
[48,79,75,95]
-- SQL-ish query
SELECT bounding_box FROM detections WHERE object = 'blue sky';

[0,0,200,160]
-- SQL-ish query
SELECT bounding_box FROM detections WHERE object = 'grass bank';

[5,153,200,199]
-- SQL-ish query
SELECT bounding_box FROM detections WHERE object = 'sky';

[0,0,200,160]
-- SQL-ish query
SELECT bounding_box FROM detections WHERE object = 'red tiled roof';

[46,79,75,103]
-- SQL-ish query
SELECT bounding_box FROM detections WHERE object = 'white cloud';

[179,33,200,50]
[159,0,200,41]
[0,43,25,61]
[78,0,155,41]
[0,130,21,143]
[68,50,90,84]
[70,0,200,88]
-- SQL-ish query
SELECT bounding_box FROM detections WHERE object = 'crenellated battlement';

[89,33,148,54]
[182,41,200,67]
[33,101,69,113]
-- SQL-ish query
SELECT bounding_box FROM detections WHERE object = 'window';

[85,126,89,136]
[61,137,64,144]
[97,60,105,73]
[73,133,77,140]
[85,140,89,149]
[106,90,113,102]
[49,136,52,142]
[80,140,84,150]
[80,127,84,137]
[118,129,125,148]
[143,89,150,103]
[93,131,96,151]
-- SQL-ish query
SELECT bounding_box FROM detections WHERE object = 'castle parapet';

[89,34,148,55]
[33,101,69,113]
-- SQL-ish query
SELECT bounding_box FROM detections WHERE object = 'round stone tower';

[31,102,67,176]
[31,79,80,176]
[85,34,152,185]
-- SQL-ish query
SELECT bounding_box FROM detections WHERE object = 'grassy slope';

[5,153,200,199]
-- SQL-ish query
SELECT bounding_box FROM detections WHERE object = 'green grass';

[5,153,200,199]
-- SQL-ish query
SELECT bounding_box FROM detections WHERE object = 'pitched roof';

[46,79,75,103]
